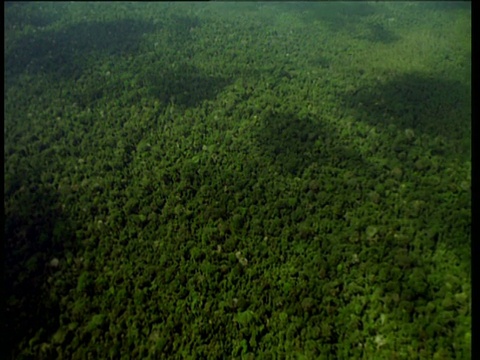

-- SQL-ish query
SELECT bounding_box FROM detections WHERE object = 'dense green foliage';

[4,2,471,359]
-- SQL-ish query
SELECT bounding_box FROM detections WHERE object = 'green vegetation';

[4,2,471,359]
